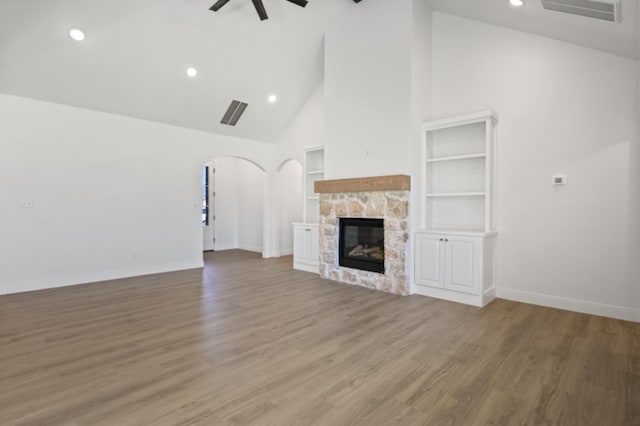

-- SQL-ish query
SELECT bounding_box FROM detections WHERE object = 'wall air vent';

[541,0,620,23]
[220,100,248,126]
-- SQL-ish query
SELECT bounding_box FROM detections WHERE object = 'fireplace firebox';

[338,218,384,273]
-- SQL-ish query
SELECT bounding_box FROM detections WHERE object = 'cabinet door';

[293,226,307,262]
[443,236,478,294]
[414,233,444,288]
[293,225,318,265]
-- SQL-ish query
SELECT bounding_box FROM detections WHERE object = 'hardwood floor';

[1,250,638,425]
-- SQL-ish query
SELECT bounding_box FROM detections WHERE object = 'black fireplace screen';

[338,218,385,273]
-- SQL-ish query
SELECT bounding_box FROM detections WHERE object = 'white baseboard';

[237,244,263,254]
[261,249,293,258]
[496,287,640,323]
[293,262,319,274]
[413,284,491,307]
[0,260,204,296]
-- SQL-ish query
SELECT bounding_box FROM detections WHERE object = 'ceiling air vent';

[220,100,248,126]
[541,0,620,23]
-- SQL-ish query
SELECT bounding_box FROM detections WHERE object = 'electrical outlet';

[19,199,34,208]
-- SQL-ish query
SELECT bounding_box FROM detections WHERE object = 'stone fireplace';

[315,175,410,296]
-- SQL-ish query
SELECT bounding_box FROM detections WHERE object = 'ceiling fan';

[210,0,362,21]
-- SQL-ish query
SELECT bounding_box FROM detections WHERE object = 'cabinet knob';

[439,238,444,241]
[306,229,311,232]
[445,239,449,242]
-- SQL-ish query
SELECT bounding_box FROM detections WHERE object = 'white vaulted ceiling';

[428,0,639,60]
[0,0,353,142]
[0,0,638,142]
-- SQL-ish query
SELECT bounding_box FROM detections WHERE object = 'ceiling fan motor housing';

[209,0,361,21]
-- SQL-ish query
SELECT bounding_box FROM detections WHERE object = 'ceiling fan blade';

[209,0,231,11]
[251,0,268,20]
[286,0,308,7]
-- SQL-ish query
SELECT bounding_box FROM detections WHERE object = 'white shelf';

[303,146,324,223]
[426,192,485,198]
[427,153,486,163]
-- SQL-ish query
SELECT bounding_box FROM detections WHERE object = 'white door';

[202,163,216,251]
[414,233,444,288]
[443,236,477,294]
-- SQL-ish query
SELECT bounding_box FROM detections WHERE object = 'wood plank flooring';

[0,250,638,425]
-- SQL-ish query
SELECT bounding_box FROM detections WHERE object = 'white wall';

[274,83,322,256]
[632,60,640,309]
[409,0,433,236]
[276,84,325,165]
[237,159,266,253]
[324,0,413,179]
[211,158,239,251]
[0,93,274,295]
[432,13,639,320]
[277,160,303,255]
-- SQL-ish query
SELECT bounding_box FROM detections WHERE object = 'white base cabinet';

[414,231,495,307]
[293,223,319,273]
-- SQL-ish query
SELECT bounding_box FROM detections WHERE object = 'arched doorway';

[201,157,267,255]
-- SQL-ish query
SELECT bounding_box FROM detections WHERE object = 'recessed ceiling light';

[69,28,86,41]
[186,67,198,78]
[267,94,278,104]
[509,0,525,6]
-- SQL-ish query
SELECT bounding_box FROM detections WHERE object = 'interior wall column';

[262,168,279,258]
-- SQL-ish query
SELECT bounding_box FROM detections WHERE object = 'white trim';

[427,153,486,163]
[0,260,204,296]
[413,283,493,307]
[414,229,497,237]
[213,243,238,251]
[497,287,640,323]
[238,244,263,254]
[263,248,293,258]
[293,262,319,274]
[421,110,499,131]
[426,192,485,197]
[484,287,496,306]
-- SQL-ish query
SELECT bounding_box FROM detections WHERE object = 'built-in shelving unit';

[421,110,498,233]
[414,110,498,307]
[293,146,324,274]
[303,147,325,224]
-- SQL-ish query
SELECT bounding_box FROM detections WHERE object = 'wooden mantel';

[314,175,410,194]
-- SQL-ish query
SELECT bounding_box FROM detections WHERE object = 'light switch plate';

[552,175,567,185]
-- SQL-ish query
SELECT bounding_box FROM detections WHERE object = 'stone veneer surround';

[318,187,410,296]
